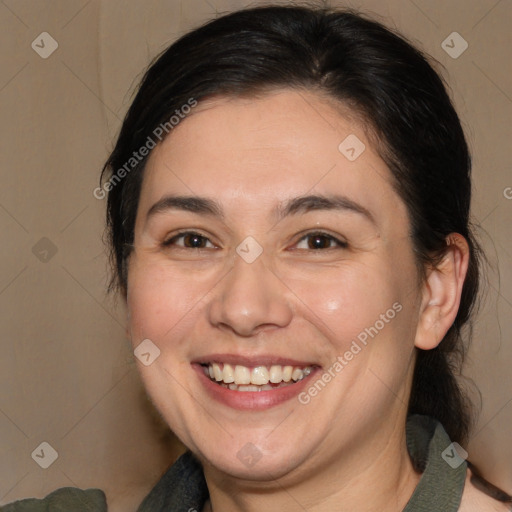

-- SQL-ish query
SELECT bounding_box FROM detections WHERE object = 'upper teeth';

[205,363,312,386]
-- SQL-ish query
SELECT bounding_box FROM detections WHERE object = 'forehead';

[138,89,405,225]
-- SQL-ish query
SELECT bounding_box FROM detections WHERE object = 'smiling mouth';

[201,363,314,392]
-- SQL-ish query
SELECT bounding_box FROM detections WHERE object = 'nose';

[207,254,293,337]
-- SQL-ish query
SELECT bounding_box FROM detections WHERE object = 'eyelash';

[162,230,348,251]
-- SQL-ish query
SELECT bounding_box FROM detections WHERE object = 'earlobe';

[414,233,470,350]
[415,302,441,350]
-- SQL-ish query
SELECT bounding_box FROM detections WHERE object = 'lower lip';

[192,364,319,411]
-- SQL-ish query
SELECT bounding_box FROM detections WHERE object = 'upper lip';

[191,353,318,367]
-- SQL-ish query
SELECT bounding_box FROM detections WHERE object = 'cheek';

[281,261,400,349]
[126,258,214,345]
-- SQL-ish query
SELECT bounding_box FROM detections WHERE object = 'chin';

[197,442,309,482]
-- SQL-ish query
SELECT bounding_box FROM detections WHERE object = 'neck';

[202,412,422,512]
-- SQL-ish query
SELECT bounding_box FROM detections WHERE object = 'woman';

[4,5,510,512]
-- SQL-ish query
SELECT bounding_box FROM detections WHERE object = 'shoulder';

[0,487,107,511]
[459,466,512,512]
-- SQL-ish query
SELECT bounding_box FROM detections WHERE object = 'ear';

[414,233,470,350]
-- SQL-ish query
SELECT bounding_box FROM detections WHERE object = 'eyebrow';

[145,193,376,226]
[278,194,376,225]
[146,195,224,219]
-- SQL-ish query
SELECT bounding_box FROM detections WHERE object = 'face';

[127,89,423,481]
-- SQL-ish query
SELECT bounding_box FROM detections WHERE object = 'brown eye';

[182,233,208,248]
[163,232,215,249]
[307,234,332,249]
[295,232,347,250]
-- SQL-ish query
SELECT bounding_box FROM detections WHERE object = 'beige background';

[0,0,510,510]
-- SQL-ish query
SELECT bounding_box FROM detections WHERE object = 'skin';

[125,89,484,511]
